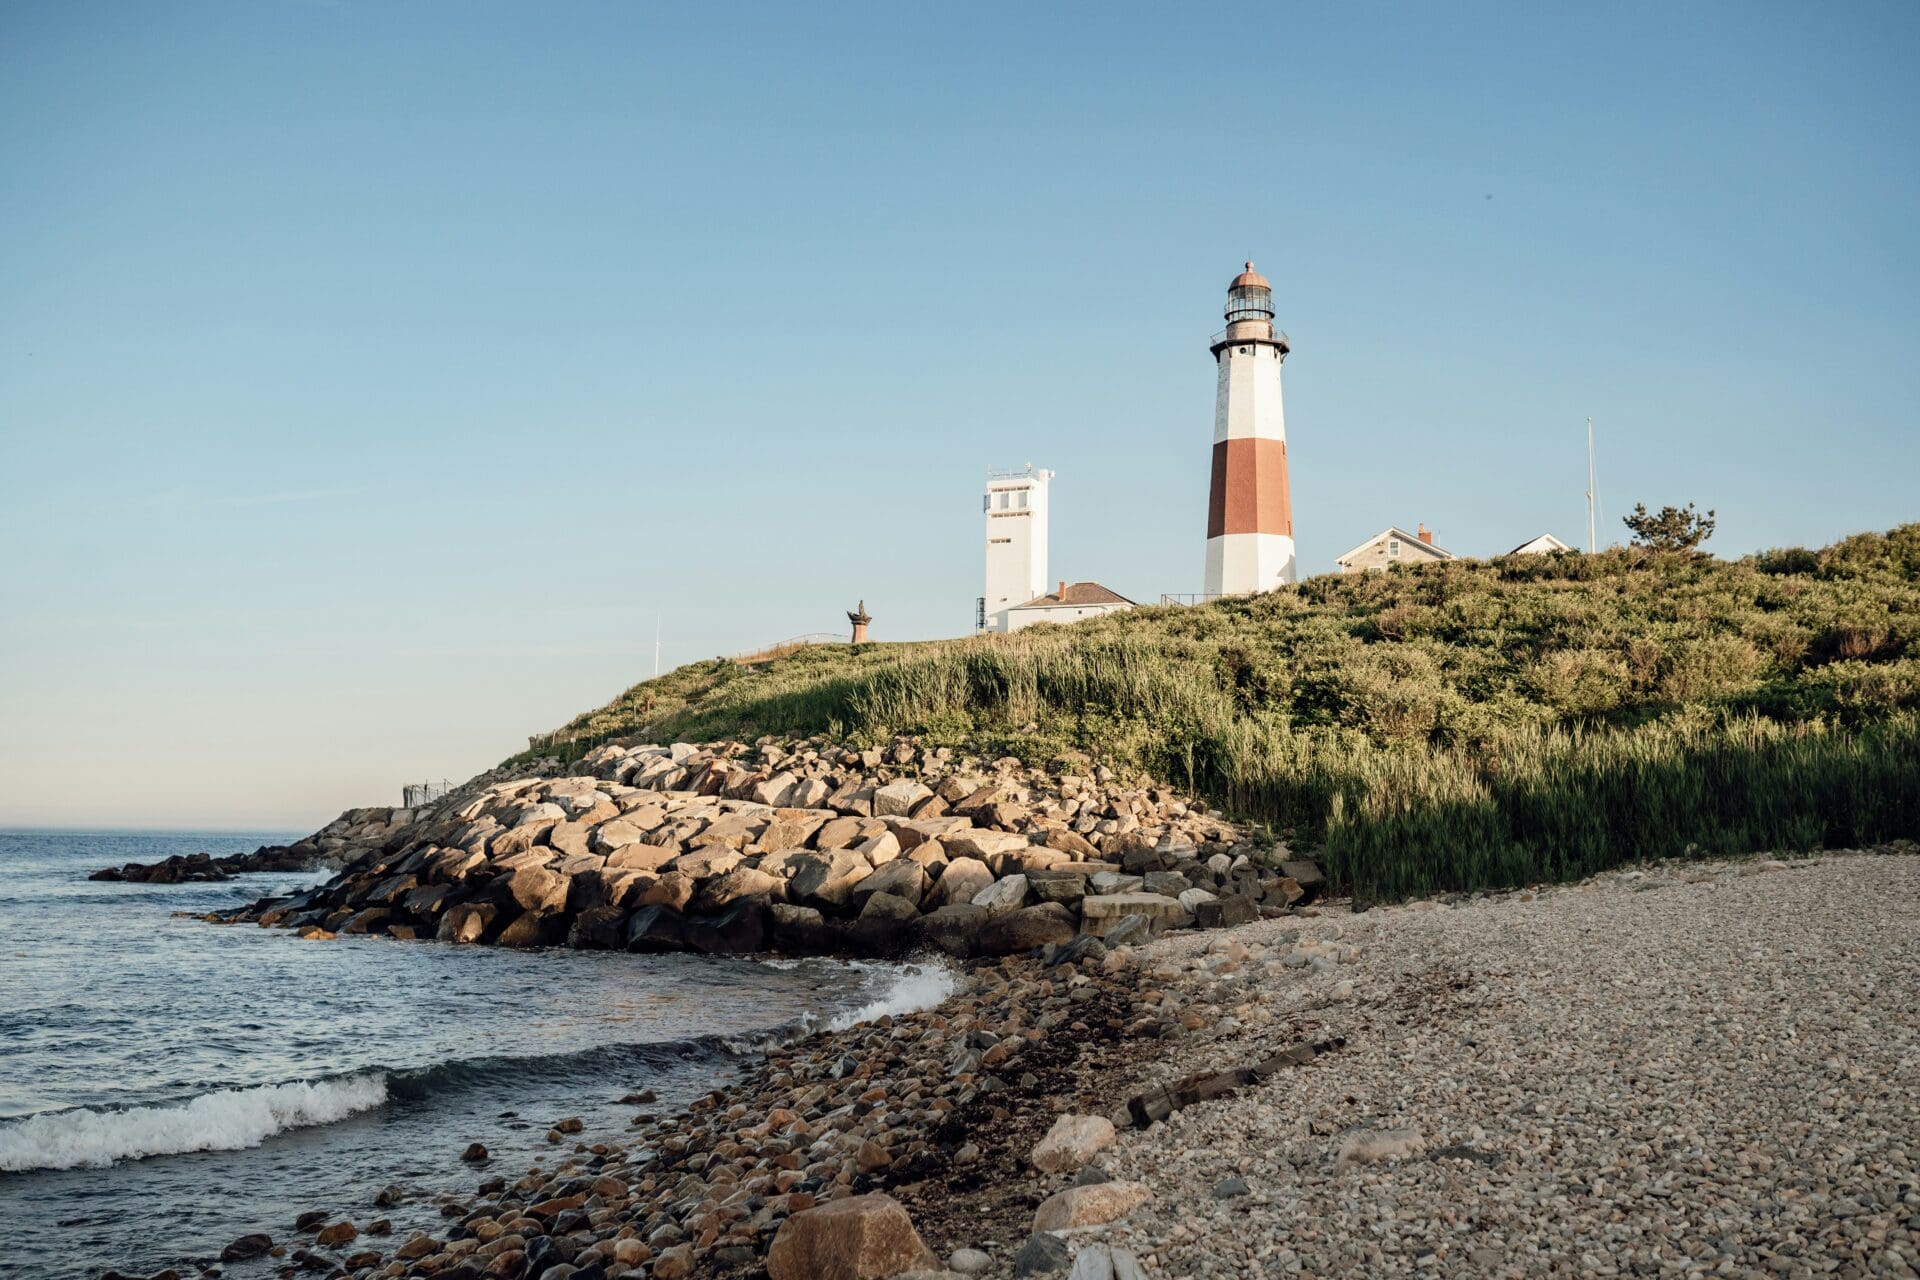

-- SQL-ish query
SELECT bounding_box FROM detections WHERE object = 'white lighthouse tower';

[1204,262,1295,595]
[979,465,1052,632]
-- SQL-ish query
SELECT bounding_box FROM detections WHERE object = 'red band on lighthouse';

[1207,438,1292,540]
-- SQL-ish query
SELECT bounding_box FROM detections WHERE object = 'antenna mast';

[1585,417,1598,553]
[653,615,662,678]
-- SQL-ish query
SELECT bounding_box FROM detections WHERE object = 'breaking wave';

[826,960,957,1030]
[0,1075,389,1172]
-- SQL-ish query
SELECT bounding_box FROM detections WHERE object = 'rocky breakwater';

[88,808,414,883]
[220,738,1324,958]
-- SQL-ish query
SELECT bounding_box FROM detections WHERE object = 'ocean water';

[0,829,952,1280]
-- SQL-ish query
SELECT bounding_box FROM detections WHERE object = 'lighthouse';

[1204,262,1295,596]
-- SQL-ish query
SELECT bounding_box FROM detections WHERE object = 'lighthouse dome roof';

[1229,261,1270,291]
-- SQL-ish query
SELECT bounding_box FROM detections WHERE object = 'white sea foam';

[0,1074,389,1172]
[827,960,958,1031]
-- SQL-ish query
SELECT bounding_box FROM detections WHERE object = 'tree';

[1622,502,1716,551]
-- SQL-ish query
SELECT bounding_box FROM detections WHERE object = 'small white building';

[1004,581,1135,632]
[980,465,1053,632]
[1507,533,1572,555]
[1335,524,1454,573]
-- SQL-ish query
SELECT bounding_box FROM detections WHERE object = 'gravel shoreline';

[1088,852,1920,1280]
[174,852,1919,1280]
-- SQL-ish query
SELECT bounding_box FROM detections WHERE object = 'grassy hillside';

[519,526,1920,899]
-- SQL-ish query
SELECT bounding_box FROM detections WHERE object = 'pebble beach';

[204,850,1919,1280]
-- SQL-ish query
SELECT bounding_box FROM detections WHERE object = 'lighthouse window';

[1014,491,1027,509]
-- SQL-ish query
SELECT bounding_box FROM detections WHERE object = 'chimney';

[1058,580,1066,598]
[1417,524,1433,545]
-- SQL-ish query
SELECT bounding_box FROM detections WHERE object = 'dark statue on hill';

[1623,502,1716,551]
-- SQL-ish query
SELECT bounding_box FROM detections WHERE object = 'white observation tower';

[1204,262,1295,595]
[979,464,1052,632]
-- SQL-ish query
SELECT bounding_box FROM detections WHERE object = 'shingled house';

[1335,524,1454,573]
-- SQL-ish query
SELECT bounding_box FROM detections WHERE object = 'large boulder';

[681,901,768,955]
[943,829,1032,862]
[625,905,688,953]
[970,873,1030,917]
[978,902,1075,955]
[926,857,994,909]
[605,842,679,873]
[672,846,742,880]
[1079,892,1193,936]
[436,902,497,944]
[503,865,571,914]
[496,910,565,948]
[696,865,782,911]
[566,905,627,950]
[851,859,928,909]
[789,851,873,912]
[872,780,933,818]
[633,871,693,912]
[765,1193,938,1280]
[569,867,650,912]
[1030,1114,1116,1173]
[921,904,988,957]
[1031,1181,1153,1233]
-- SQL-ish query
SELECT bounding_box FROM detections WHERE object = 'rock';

[696,864,781,910]
[978,903,1075,955]
[1211,1176,1250,1198]
[505,865,571,914]
[789,850,874,911]
[1109,1249,1149,1280]
[1194,894,1258,928]
[921,904,989,957]
[1012,1233,1071,1277]
[566,905,627,950]
[943,828,1032,861]
[853,858,928,908]
[858,891,921,923]
[1067,1244,1112,1280]
[970,872,1029,916]
[460,1142,488,1162]
[765,1192,939,1280]
[633,869,694,912]
[949,1248,992,1275]
[873,780,934,817]
[1278,858,1324,891]
[1079,892,1192,936]
[315,1221,358,1247]
[1176,887,1217,912]
[496,910,563,948]
[682,901,769,954]
[436,903,497,944]
[1031,1181,1152,1232]
[927,857,995,909]
[625,906,689,952]
[652,1243,695,1278]
[604,841,679,872]
[220,1233,273,1262]
[1030,1113,1116,1173]
[1336,1127,1427,1172]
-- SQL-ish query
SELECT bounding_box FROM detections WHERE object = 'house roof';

[1335,527,1455,564]
[1506,533,1572,555]
[1011,581,1135,609]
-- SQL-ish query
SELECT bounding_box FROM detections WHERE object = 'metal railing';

[1208,329,1291,349]
[402,779,456,808]
[1159,593,1230,607]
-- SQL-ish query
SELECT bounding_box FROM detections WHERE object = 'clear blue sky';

[2,2,1915,829]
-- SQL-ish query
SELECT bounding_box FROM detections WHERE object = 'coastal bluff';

[220,737,1322,956]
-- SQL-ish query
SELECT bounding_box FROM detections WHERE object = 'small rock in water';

[459,1142,488,1162]
[294,1210,327,1232]
[314,1220,357,1247]
[220,1233,273,1262]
